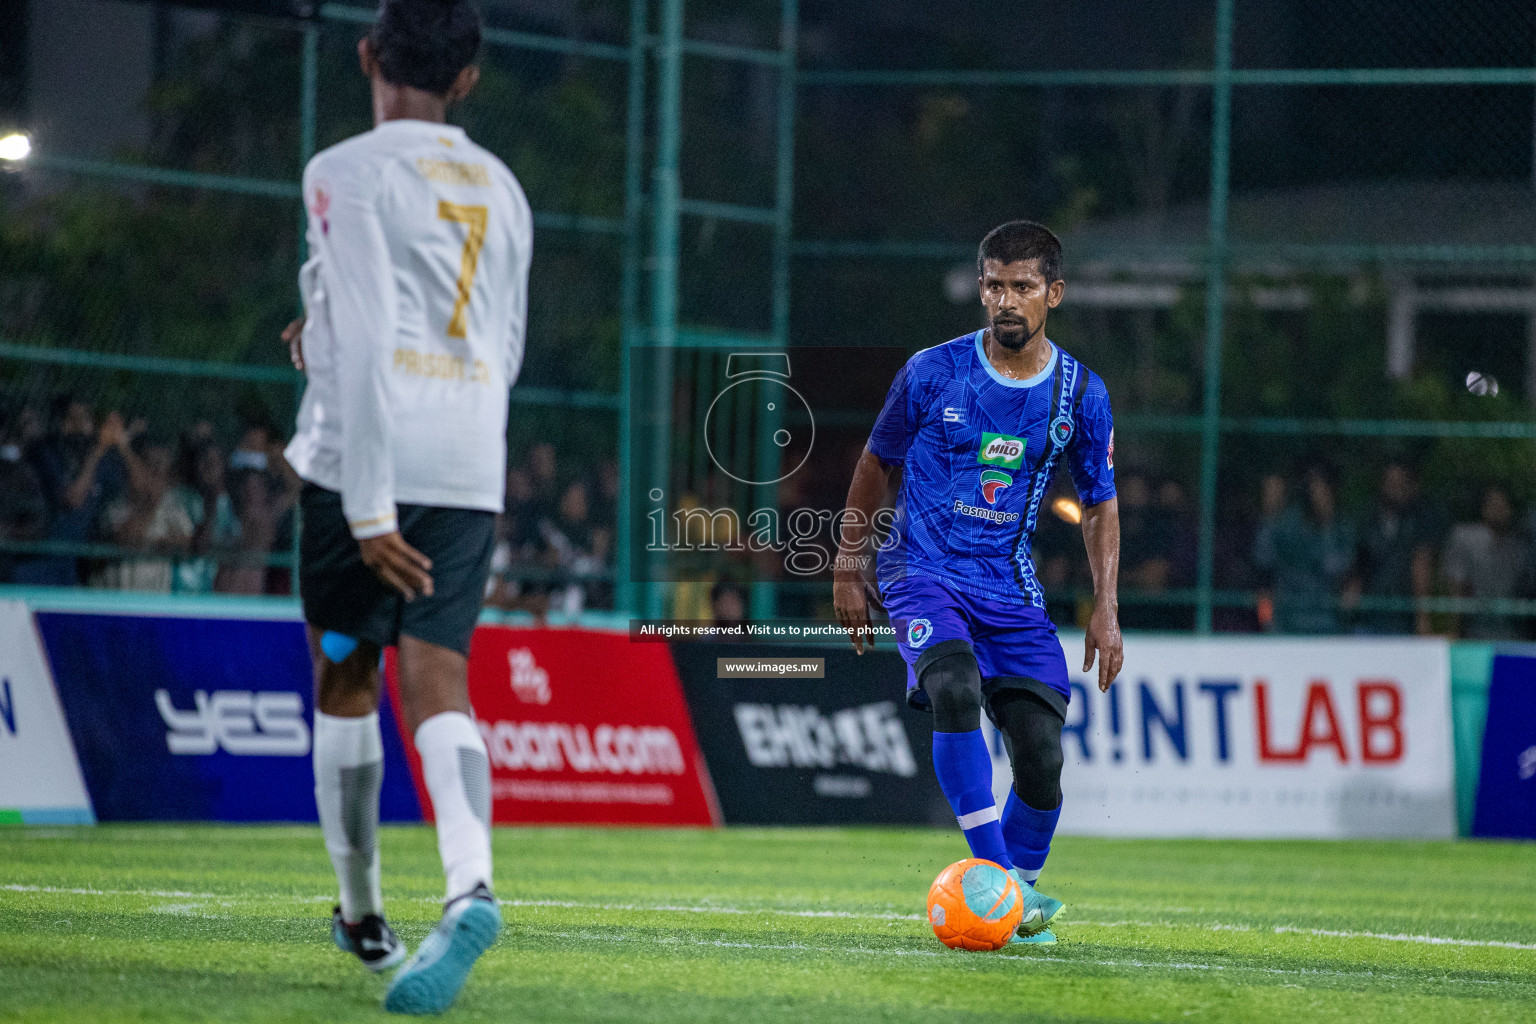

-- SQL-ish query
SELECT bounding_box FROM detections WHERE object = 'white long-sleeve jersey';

[285,118,532,539]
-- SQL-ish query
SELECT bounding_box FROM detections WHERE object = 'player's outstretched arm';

[833,449,894,654]
[1080,497,1123,692]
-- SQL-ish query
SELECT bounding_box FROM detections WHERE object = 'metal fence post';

[645,0,684,620]
[290,20,320,597]
[770,0,798,345]
[616,0,649,617]
[1194,0,1235,634]
[749,0,798,623]
[298,21,318,259]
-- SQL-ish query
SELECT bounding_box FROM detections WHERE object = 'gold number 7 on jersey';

[437,200,488,339]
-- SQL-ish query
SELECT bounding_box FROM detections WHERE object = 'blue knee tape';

[320,631,359,664]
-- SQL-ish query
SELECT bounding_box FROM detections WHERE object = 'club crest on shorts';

[1049,415,1073,447]
[979,469,1011,505]
[907,618,934,648]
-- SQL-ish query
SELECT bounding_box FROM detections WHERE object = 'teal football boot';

[1008,869,1064,937]
[1009,927,1057,946]
[384,884,501,1015]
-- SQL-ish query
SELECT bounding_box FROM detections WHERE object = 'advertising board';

[0,601,94,824]
[386,626,719,826]
[1471,653,1536,839]
[983,634,1456,838]
[36,613,420,822]
[670,643,951,825]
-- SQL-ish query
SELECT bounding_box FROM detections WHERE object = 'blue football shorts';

[880,573,1070,713]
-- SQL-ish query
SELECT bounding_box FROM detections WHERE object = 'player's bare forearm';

[1081,497,1120,603]
[1080,497,1124,691]
[833,449,894,654]
[835,450,891,573]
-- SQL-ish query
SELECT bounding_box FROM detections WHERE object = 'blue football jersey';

[867,330,1116,607]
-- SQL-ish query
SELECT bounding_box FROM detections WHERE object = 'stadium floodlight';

[0,132,31,163]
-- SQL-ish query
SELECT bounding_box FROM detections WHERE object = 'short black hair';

[370,0,482,96]
[978,220,1063,282]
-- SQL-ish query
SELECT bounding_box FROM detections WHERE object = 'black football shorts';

[298,483,495,657]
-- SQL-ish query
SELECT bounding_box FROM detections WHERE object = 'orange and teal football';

[926,858,1023,951]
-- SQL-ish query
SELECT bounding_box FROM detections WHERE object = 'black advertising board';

[668,642,952,826]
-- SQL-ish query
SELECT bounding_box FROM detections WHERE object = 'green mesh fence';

[3,0,1535,635]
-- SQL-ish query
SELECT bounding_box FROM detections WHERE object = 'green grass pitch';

[1,825,1533,1023]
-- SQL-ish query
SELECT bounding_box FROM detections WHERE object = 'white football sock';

[313,711,385,922]
[415,711,493,901]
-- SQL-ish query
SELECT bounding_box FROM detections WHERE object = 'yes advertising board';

[0,602,94,824]
[385,626,719,826]
[668,643,952,825]
[982,634,1456,838]
[34,613,421,822]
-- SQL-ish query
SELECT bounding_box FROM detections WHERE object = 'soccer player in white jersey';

[281,0,530,1013]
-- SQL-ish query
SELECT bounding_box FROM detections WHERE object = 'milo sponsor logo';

[976,432,1026,469]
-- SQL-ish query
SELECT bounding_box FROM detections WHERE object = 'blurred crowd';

[0,399,617,611]
[1246,463,1535,640]
[1036,461,1536,639]
[0,396,300,595]
[484,442,617,617]
[5,396,1534,636]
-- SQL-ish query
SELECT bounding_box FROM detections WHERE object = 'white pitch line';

[1269,925,1536,952]
[6,884,1534,952]
[500,899,1536,951]
[496,897,921,921]
[552,930,1510,984]
[2,883,218,900]
[1052,918,1536,952]
[558,930,945,958]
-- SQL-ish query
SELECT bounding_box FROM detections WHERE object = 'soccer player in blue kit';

[834,220,1123,945]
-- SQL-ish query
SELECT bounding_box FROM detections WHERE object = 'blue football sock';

[931,729,1011,869]
[1001,788,1061,886]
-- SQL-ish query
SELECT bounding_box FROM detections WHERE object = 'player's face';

[979,258,1064,350]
